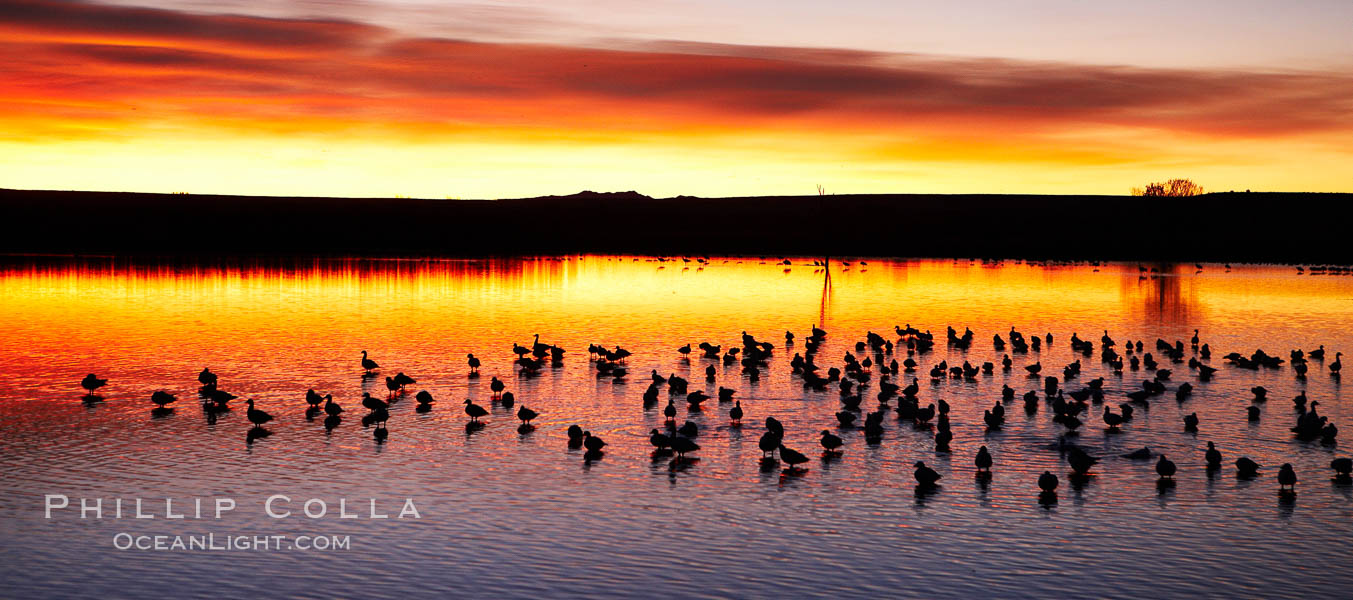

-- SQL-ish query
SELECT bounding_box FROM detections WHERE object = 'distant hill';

[516,190,654,202]
[1,188,1349,263]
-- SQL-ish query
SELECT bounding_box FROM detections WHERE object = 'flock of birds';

[77,325,1353,501]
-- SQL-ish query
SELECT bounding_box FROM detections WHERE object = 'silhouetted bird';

[197,368,217,387]
[1038,471,1059,492]
[323,395,343,416]
[729,400,743,425]
[820,430,844,454]
[365,406,389,427]
[362,392,388,412]
[779,444,809,470]
[686,390,710,408]
[517,406,538,425]
[1156,455,1177,480]
[934,428,952,450]
[649,429,672,451]
[466,354,480,374]
[914,461,942,487]
[671,435,700,460]
[677,421,699,438]
[361,350,379,373]
[759,431,781,458]
[836,411,856,427]
[1330,458,1352,480]
[150,391,176,408]
[582,431,606,453]
[463,399,488,422]
[975,446,993,473]
[1236,457,1260,477]
[1068,448,1098,475]
[1123,447,1153,460]
[765,416,784,437]
[1184,412,1199,432]
[1103,407,1124,432]
[1205,442,1222,469]
[80,373,107,395]
[245,399,273,428]
[567,424,584,447]
[1278,463,1297,492]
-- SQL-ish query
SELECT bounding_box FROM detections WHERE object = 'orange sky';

[2,0,1351,198]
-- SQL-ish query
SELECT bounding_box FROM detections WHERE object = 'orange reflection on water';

[2,256,1351,406]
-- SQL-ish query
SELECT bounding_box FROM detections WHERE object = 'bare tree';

[1131,178,1204,197]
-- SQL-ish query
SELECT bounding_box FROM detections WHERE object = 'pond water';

[1,256,1351,599]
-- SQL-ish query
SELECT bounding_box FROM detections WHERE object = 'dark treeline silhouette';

[3,188,1350,262]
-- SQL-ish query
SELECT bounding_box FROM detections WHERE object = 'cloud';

[3,0,1351,145]
[0,0,383,51]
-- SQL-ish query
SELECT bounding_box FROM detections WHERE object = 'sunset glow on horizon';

[3,0,1351,198]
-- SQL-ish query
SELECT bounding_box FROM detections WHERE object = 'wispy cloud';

[5,0,1350,145]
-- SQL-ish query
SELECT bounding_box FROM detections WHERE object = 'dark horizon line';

[3,187,1348,202]
[3,188,1351,264]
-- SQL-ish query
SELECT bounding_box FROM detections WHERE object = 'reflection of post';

[1126,262,1195,325]
[820,255,832,328]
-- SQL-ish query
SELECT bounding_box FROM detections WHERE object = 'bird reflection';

[1277,492,1296,519]
[245,426,271,444]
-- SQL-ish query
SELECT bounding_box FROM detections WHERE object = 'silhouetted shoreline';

[3,188,1349,263]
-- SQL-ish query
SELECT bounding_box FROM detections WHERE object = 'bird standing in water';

[516,406,538,425]
[150,391,176,408]
[819,430,844,455]
[1278,463,1297,492]
[671,436,700,460]
[463,399,488,422]
[975,446,993,474]
[80,373,107,396]
[779,444,809,471]
[323,395,343,417]
[759,431,781,459]
[245,399,273,429]
[1156,455,1177,480]
[649,429,672,452]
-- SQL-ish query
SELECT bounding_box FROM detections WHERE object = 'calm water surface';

[2,257,1352,599]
